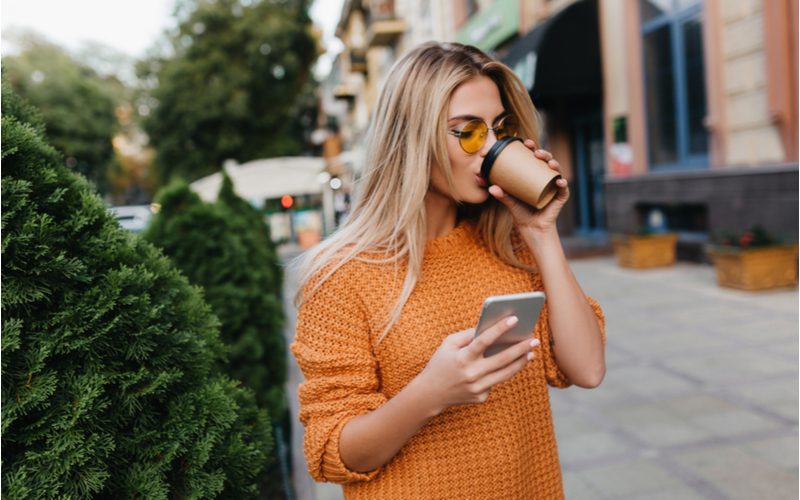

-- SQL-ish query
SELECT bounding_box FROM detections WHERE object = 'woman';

[291,42,605,499]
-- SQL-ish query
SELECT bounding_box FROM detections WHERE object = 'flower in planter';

[708,225,797,290]
[717,225,777,249]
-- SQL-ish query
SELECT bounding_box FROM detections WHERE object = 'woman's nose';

[479,128,499,157]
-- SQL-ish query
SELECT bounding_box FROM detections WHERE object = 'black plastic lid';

[480,137,523,182]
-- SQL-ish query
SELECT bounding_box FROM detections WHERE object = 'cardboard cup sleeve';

[481,137,561,209]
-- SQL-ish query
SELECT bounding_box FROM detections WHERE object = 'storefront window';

[640,0,708,168]
[682,16,708,156]
[465,0,478,18]
[643,25,677,164]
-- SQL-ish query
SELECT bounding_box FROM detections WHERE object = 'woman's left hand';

[488,138,569,234]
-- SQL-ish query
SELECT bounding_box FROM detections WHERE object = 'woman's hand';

[488,138,569,234]
[415,316,539,414]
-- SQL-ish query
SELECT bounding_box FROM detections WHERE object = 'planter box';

[612,233,678,269]
[707,245,798,291]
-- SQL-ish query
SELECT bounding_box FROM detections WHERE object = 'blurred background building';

[190,157,328,247]
[319,0,798,260]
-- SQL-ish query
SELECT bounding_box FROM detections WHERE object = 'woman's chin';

[461,189,490,204]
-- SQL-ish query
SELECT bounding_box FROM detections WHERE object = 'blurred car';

[109,205,153,233]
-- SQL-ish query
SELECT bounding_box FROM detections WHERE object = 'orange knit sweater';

[291,222,605,499]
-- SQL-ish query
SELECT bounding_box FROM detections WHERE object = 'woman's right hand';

[416,316,540,414]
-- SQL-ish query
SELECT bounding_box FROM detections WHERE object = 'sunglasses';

[448,114,520,154]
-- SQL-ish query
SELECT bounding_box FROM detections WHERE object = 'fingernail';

[530,339,540,347]
[527,352,534,361]
[507,316,518,326]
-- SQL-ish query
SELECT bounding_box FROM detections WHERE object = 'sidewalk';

[554,258,797,500]
[280,249,798,500]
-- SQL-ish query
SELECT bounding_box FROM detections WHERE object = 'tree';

[2,32,121,195]
[217,172,283,291]
[140,0,320,183]
[1,82,274,498]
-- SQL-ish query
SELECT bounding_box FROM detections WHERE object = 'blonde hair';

[293,42,541,342]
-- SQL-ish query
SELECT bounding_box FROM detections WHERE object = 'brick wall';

[604,164,798,260]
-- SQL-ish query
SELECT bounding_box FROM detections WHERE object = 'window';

[641,0,708,168]
[465,0,479,18]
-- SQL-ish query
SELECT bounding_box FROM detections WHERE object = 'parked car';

[109,205,153,233]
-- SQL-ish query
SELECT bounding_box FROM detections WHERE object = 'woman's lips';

[476,174,487,188]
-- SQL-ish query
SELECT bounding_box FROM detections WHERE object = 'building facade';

[315,0,457,234]
[323,0,798,256]
[599,0,798,260]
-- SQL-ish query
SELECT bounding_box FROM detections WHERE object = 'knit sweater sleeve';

[291,265,388,484]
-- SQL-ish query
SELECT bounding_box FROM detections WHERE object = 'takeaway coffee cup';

[480,137,561,209]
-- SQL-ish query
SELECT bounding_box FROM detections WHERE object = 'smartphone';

[474,291,546,357]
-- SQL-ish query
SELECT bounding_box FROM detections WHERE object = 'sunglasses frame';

[448,114,519,154]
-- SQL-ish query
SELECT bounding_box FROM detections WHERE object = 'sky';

[1,0,345,78]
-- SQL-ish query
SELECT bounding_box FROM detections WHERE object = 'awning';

[502,15,556,91]
[502,0,601,105]
[190,157,326,203]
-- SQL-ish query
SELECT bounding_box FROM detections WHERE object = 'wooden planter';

[612,233,678,269]
[707,245,798,290]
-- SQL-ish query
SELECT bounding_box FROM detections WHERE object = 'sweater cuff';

[319,413,383,484]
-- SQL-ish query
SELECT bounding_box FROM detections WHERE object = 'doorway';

[572,113,606,234]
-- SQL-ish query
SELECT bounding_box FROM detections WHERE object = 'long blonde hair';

[293,42,541,342]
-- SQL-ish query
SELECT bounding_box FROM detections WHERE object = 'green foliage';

[217,172,283,291]
[143,175,287,420]
[2,85,273,498]
[2,34,121,194]
[140,0,320,183]
[718,225,778,249]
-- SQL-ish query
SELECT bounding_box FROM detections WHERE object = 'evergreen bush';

[143,175,287,419]
[1,84,273,498]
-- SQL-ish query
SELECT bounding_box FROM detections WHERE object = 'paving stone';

[742,435,799,470]
[550,412,600,437]
[621,332,730,360]
[604,345,635,368]
[721,317,799,344]
[761,338,800,361]
[768,402,800,422]
[627,419,713,448]
[690,409,785,438]
[662,350,797,385]
[557,431,634,464]
[625,488,708,500]
[731,379,799,409]
[675,445,799,500]
[579,459,690,498]
[562,470,603,499]
[314,483,343,500]
[661,393,739,418]
[606,405,710,447]
[612,364,698,398]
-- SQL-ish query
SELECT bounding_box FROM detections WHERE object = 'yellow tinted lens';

[459,120,488,153]
[496,115,519,139]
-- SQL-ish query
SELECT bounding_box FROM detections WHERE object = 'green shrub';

[144,175,287,419]
[1,84,273,499]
